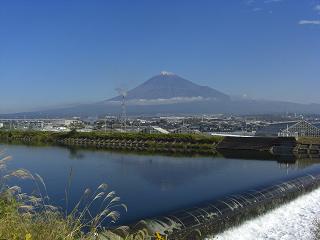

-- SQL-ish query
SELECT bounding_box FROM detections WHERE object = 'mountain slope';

[109,72,230,102]
[2,98,320,118]
[1,72,320,117]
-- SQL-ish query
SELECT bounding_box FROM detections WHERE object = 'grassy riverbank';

[0,193,144,240]
[0,195,81,240]
[3,130,320,157]
[0,189,140,240]
[0,130,223,154]
[0,130,222,143]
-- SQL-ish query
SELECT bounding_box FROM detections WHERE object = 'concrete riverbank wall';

[54,137,216,154]
[1,131,320,157]
[57,136,299,154]
[130,174,320,240]
[55,136,320,156]
[217,136,320,156]
[217,136,297,152]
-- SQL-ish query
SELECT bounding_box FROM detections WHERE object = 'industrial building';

[256,120,320,137]
[140,126,170,134]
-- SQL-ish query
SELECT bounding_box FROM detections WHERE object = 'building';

[171,125,193,134]
[256,120,320,137]
[141,126,170,134]
[256,121,297,137]
[57,119,82,127]
[278,120,320,137]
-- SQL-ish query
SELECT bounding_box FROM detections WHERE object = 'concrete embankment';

[1,130,320,157]
[218,136,320,157]
[55,137,216,154]
[217,136,297,153]
[131,174,320,240]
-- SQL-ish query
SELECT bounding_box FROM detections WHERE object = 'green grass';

[0,130,223,156]
[298,137,320,145]
[0,130,223,144]
[0,195,82,240]
[0,193,147,240]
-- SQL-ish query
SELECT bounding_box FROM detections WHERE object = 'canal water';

[2,143,320,225]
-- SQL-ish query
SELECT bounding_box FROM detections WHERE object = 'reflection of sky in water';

[2,144,320,225]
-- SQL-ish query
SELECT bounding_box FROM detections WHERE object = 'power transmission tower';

[116,88,127,132]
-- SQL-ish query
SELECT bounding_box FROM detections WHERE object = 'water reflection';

[66,146,320,166]
[109,154,233,189]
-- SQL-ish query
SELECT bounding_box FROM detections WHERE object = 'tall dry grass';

[0,150,148,240]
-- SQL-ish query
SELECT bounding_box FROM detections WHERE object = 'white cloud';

[315,5,320,12]
[264,0,284,3]
[299,20,320,25]
[108,96,213,106]
[252,7,262,11]
[246,0,255,5]
[246,0,285,13]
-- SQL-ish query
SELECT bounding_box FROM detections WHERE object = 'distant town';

[1,113,320,138]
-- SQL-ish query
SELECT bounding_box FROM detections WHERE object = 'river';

[1,143,320,226]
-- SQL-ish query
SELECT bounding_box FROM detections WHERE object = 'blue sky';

[0,0,320,113]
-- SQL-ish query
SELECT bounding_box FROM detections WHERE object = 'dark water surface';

[2,144,320,225]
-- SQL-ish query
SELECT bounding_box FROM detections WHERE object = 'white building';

[141,126,170,134]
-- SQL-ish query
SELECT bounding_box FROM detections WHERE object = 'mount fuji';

[2,72,320,117]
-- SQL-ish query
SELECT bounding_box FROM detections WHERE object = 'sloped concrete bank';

[130,174,320,240]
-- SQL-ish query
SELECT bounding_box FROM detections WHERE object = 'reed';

[0,150,146,240]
